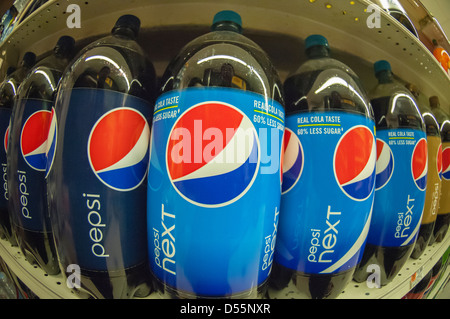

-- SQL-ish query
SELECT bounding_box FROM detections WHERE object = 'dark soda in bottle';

[405,85,441,259]
[429,96,450,243]
[7,37,75,275]
[147,10,284,298]
[269,35,376,299]
[353,60,427,285]
[46,15,157,298]
[0,67,17,243]
[0,53,36,246]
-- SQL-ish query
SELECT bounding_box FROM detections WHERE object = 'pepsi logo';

[442,146,450,181]
[437,144,442,180]
[4,125,9,153]
[334,126,376,201]
[412,138,427,190]
[281,128,303,194]
[20,110,52,171]
[166,102,260,207]
[88,107,150,191]
[375,139,394,190]
[45,108,57,177]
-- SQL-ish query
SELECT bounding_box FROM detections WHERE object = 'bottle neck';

[306,45,330,59]
[376,70,393,84]
[54,47,73,60]
[211,22,242,33]
[113,27,137,40]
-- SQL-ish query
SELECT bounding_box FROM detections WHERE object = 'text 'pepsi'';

[428,96,450,245]
[269,34,376,299]
[408,88,442,259]
[369,130,426,244]
[0,52,36,246]
[353,60,427,286]
[7,36,75,276]
[147,10,285,298]
[46,15,156,299]
[148,88,284,296]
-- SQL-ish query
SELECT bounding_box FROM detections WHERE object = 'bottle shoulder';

[370,81,425,131]
[160,30,283,105]
[59,34,156,102]
[290,57,359,78]
[283,57,372,117]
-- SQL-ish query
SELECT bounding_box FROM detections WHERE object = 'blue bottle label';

[0,108,10,209]
[275,111,376,274]
[147,87,284,296]
[368,129,427,247]
[48,88,151,271]
[12,99,52,232]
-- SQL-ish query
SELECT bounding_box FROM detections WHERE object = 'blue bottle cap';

[305,34,329,50]
[212,10,242,32]
[374,60,391,74]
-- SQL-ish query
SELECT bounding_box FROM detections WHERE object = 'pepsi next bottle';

[0,53,36,246]
[353,60,427,285]
[429,96,450,243]
[7,37,75,275]
[46,15,156,298]
[147,11,284,298]
[269,35,376,299]
[405,85,441,259]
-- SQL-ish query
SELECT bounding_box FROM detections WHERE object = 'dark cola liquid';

[7,64,66,275]
[432,214,450,243]
[47,30,156,299]
[411,222,434,259]
[270,67,373,299]
[0,64,35,247]
[353,96,423,285]
[0,79,16,245]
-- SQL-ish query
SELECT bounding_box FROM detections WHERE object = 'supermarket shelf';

[338,230,450,299]
[399,0,450,53]
[267,230,449,299]
[0,0,449,109]
[427,267,450,299]
[428,250,450,299]
[1,229,448,299]
[0,237,79,299]
[0,228,450,299]
[0,0,449,299]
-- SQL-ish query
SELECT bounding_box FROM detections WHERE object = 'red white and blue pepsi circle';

[282,128,303,194]
[375,139,394,190]
[87,107,150,191]
[3,125,9,153]
[333,125,376,201]
[411,138,428,190]
[20,110,52,171]
[437,144,443,180]
[45,108,57,177]
[442,146,450,181]
[166,101,260,207]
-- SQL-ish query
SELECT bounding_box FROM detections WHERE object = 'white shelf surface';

[1,229,449,299]
[0,237,79,299]
[338,230,450,299]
